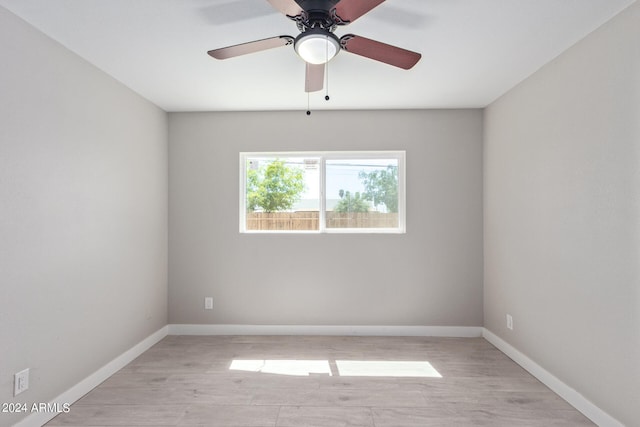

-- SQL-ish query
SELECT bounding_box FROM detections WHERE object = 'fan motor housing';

[292,0,346,32]
[295,0,340,12]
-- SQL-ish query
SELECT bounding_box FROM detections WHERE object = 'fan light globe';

[295,32,340,64]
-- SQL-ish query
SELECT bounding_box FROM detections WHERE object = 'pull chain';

[325,36,330,101]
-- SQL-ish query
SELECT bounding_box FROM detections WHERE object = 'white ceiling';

[1,0,635,112]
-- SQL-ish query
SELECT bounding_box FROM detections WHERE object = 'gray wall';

[0,8,168,426]
[169,109,483,326]
[484,2,640,426]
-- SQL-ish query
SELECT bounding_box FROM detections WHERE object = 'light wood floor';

[46,336,594,426]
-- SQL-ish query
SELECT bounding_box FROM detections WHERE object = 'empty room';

[1,1,638,426]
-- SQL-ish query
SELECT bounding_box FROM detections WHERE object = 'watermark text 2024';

[2,402,70,413]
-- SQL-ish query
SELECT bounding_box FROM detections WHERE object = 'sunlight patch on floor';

[336,360,442,378]
[229,359,332,376]
[229,359,442,378]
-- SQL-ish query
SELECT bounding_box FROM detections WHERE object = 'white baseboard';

[482,328,624,427]
[168,324,483,337]
[14,326,169,427]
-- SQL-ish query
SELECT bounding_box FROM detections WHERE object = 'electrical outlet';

[204,297,213,310]
[506,314,514,330]
[14,369,29,396]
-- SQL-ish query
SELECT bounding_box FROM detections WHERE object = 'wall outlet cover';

[14,368,29,396]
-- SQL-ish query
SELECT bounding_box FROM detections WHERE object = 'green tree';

[358,165,398,212]
[246,159,305,212]
[246,167,261,212]
[334,189,369,213]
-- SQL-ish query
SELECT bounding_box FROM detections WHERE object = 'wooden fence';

[246,211,398,230]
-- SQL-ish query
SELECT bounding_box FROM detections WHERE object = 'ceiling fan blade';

[305,62,324,92]
[334,0,386,23]
[266,0,303,17]
[208,36,294,60]
[340,34,421,69]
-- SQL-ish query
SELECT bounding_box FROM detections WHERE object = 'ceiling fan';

[207,0,422,93]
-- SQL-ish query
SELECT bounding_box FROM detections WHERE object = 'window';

[240,151,405,233]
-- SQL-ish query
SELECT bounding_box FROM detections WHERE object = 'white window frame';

[239,151,406,234]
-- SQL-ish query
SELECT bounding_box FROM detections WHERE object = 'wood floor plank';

[372,407,596,427]
[46,404,186,426]
[45,336,595,426]
[249,387,428,407]
[179,404,279,427]
[276,406,374,427]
